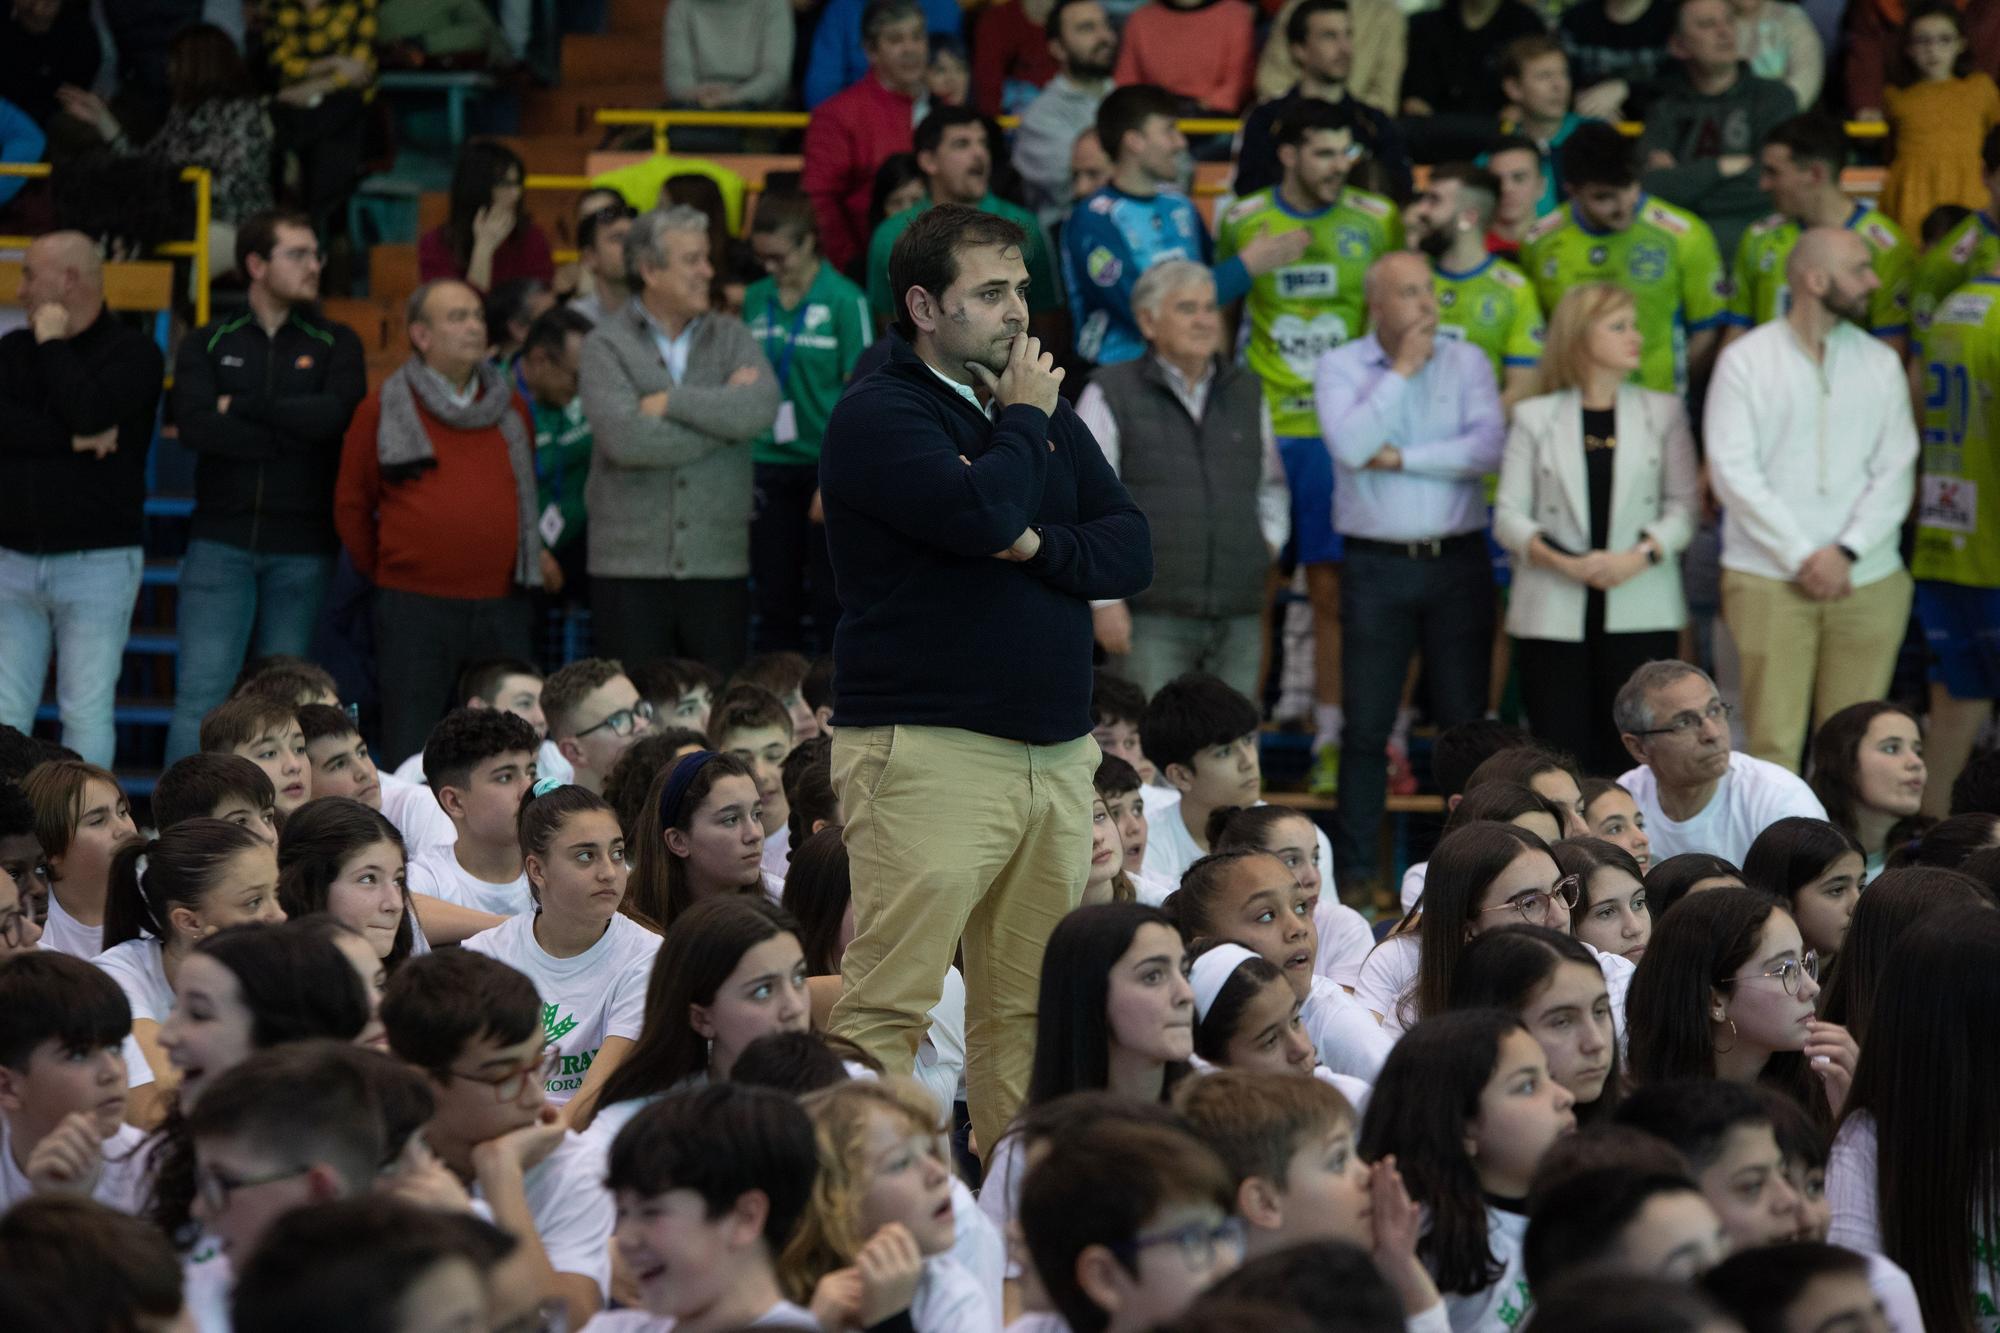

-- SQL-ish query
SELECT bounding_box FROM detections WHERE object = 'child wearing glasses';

[1355,823,1637,1043]
[463,783,651,1125]
[379,948,615,1329]
[0,952,149,1215]
[543,658,656,797]
[1625,886,1855,1123]
[1358,1009,1577,1333]
[781,1078,995,1332]
[405,709,541,917]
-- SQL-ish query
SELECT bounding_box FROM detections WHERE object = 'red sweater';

[1112,0,1256,114]
[802,70,919,271]
[334,385,530,600]
[972,1,1059,117]
[416,222,556,293]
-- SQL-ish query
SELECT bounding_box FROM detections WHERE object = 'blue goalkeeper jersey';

[1061,185,1251,366]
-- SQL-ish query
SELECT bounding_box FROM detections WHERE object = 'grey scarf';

[376,356,541,588]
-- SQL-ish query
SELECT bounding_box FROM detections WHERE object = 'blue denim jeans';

[0,546,144,768]
[164,540,336,762]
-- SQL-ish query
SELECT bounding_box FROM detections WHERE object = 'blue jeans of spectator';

[0,546,144,768]
[164,540,337,763]
[1333,538,1493,887]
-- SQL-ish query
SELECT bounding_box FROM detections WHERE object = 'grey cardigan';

[578,299,780,581]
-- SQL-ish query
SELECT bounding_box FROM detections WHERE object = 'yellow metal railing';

[0,163,213,325]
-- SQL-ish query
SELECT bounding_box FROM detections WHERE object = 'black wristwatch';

[1838,544,1860,564]
[1643,539,1663,566]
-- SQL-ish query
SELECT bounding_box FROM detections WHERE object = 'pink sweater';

[1112,0,1257,114]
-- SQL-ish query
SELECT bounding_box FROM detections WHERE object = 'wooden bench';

[0,259,175,315]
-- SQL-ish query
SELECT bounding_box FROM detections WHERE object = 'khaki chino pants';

[829,724,1099,1157]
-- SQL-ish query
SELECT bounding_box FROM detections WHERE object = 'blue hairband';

[659,750,720,827]
[530,776,564,799]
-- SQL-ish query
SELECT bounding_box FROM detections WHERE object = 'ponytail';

[102,819,267,950]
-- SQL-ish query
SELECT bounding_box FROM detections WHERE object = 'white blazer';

[1494,384,1699,642]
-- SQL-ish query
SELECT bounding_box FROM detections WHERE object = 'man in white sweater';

[1705,226,1918,772]
[1615,660,1826,864]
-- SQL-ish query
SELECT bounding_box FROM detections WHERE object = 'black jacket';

[0,310,163,553]
[819,335,1153,744]
[172,307,366,554]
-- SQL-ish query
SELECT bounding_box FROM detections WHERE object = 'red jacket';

[802,70,919,271]
[972,0,1059,117]
[334,384,532,600]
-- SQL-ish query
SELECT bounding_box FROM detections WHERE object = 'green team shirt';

[1913,210,2000,343]
[1215,185,1403,436]
[1728,203,1912,337]
[1913,275,2000,587]
[1522,194,1728,394]
[1434,255,1545,381]
[744,261,872,466]
[866,192,1060,324]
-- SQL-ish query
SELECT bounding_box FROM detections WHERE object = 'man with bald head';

[0,231,165,767]
[1312,250,1505,895]
[1706,225,1918,771]
[335,278,544,766]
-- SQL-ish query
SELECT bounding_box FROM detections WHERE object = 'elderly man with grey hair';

[1073,259,1288,698]
[1312,249,1505,897]
[1613,658,1825,864]
[577,204,780,675]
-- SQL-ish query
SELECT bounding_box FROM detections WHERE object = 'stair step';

[142,560,180,587]
[123,633,179,656]
[38,700,174,727]
[145,495,195,518]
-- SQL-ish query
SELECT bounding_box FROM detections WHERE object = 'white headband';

[1190,943,1262,1023]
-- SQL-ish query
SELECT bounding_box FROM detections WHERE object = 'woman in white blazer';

[1495,283,1699,773]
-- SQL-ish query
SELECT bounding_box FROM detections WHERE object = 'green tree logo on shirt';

[543,1004,578,1047]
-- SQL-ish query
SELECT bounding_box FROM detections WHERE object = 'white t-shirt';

[1131,868,1176,906]
[1439,1204,1531,1333]
[1316,898,1376,989]
[1401,861,1429,914]
[377,771,456,858]
[1354,933,1634,1042]
[762,828,791,886]
[462,913,657,1106]
[492,1130,617,1298]
[1830,1113,1987,1332]
[394,739,572,787]
[1303,974,1395,1081]
[406,844,534,916]
[949,1175,1006,1316]
[1139,783,1180,820]
[581,1301,818,1331]
[915,966,967,1119]
[914,1253,996,1332]
[92,936,172,1090]
[182,1236,233,1333]
[1616,752,1827,865]
[1142,800,1337,894]
[40,892,102,960]
[0,1116,150,1215]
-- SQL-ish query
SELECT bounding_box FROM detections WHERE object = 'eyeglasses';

[274,245,325,265]
[1729,950,1819,997]
[1633,699,1734,739]
[195,1162,313,1214]
[1477,875,1582,925]
[575,699,655,739]
[447,1044,562,1102]
[1113,1217,1248,1269]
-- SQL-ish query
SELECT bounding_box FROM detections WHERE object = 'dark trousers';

[591,575,749,678]
[1516,623,1681,777]
[1334,539,1494,885]
[374,587,532,768]
[272,90,367,239]
[751,462,841,655]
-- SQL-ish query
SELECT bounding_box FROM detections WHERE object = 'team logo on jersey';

[1628,243,1667,283]
[1542,256,1559,279]
[1476,294,1502,324]
[1588,246,1607,267]
[1278,264,1339,298]
[1335,225,1372,259]
[1271,311,1351,377]
[1439,288,1458,308]
[1086,246,1123,287]
[804,304,830,330]
[1759,246,1778,272]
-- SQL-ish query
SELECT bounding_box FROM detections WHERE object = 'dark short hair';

[380,949,540,1074]
[235,209,315,277]
[915,104,987,159]
[1094,754,1141,798]
[1614,1079,1772,1174]
[1095,84,1181,165]
[707,683,793,749]
[1433,720,1533,801]
[0,1197,184,1331]
[1275,96,1356,150]
[153,753,276,831]
[1140,672,1261,774]
[782,736,835,850]
[199,694,298,755]
[0,951,130,1071]
[295,702,360,746]
[606,1083,819,1252]
[1951,748,2000,815]
[886,202,1028,339]
[521,304,593,359]
[1764,114,1848,172]
[420,708,539,795]
[1286,0,1351,48]
[1487,131,1542,165]
[576,198,636,251]
[749,190,819,245]
[1561,121,1639,189]
[862,0,923,44]
[457,657,543,708]
[1703,1242,1869,1333]
[1523,1167,1705,1291]
[1091,670,1148,729]
[232,654,339,705]
[1048,0,1107,41]
[186,1041,388,1197]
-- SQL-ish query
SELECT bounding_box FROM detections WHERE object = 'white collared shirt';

[1704,317,1918,586]
[924,359,985,412]
[423,364,479,408]
[639,304,703,384]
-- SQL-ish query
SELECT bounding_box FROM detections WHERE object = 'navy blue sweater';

[820,336,1153,743]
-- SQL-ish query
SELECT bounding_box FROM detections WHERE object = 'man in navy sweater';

[820,204,1153,1155]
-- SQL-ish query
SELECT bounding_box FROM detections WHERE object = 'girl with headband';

[623,751,772,933]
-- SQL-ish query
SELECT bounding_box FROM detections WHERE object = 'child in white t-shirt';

[95,819,285,1109]
[602,1082,821,1331]
[21,759,142,960]
[709,685,799,888]
[0,951,152,1215]
[786,1077,997,1332]
[275,796,429,965]
[543,658,657,797]
[405,709,542,917]
[464,783,654,1122]
[1208,804,1373,987]
[296,703,456,858]
[200,694,313,819]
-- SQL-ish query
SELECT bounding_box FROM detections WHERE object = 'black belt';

[1344,532,1486,560]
